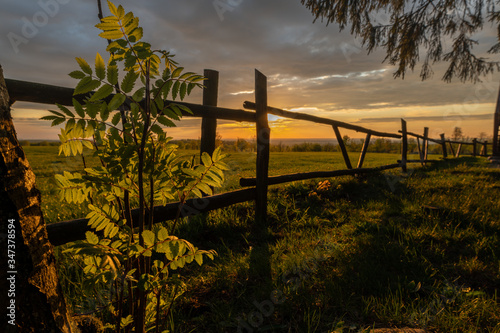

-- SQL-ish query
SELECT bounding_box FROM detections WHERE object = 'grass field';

[24,146,500,332]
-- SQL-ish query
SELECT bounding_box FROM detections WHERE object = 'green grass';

[24,146,500,332]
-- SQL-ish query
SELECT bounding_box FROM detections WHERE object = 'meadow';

[24,145,500,332]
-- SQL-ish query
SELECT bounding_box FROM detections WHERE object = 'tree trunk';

[0,65,79,332]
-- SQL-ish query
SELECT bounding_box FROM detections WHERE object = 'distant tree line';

[19,140,59,146]
[20,127,493,155]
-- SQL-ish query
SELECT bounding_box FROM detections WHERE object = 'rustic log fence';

[4,69,490,247]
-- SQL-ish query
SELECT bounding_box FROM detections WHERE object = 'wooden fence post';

[440,134,448,158]
[473,138,477,157]
[200,69,219,157]
[357,133,371,168]
[255,70,270,228]
[401,119,408,172]
[332,126,353,169]
[456,143,462,158]
[448,141,455,157]
[423,127,429,163]
[417,137,423,164]
[482,141,488,156]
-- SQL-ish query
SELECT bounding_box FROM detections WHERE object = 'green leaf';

[121,11,134,27]
[187,82,196,95]
[73,99,85,118]
[150,124,164,136]
[51,118,66,127]
[107,0,119,16]
[161,80,173,99]
[100,103,110,122]
[196,183,212,196]
[75,57,92,75]
[108,93,126,111]
[171,67,183,78]
[175,103,192,115]
[86,231,99,245]
[132,87,145,102]
[195,253,203,265]
[201,152,212,167]
[90,84,113,102]
[157,115,175,127]
[56,104,74,118]
[124,17,139,35]
[82,140,94,150]
[121,71,139,93]
[116,4,125,19]
[40,115,58,121]
[99,29,125,40]
[74,77,101,96]
[179,72,195,80]
[179,82,187,100]
[157,227,169,241]
[95,21,120,31]
[128,27,143,43]
[172,81,180,100]
[95,53,106,80]
[111,112,122,126]
[69,70,86,79]
[120,315,134,329]
[142,230,155,247]
[106,65,118,85]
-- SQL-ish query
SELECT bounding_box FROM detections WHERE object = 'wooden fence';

[4,69,490,246]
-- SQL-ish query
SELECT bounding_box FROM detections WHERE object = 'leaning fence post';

[357,133,371,168]
[200,69,219,158]
[332,126,352,169]
[448,141,455,157]
[456,143,462,158]
[440,134,448,158]
[401,119,408,172]
[255,69,269,229]
[473,138,477,157]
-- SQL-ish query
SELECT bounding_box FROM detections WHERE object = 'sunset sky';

[1,0,499,141]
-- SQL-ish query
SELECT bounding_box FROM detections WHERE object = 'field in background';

[25,145,425,223]
[23,146,500,332]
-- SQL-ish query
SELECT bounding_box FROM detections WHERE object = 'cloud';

[2,0,499,140]
[356,113,494,123]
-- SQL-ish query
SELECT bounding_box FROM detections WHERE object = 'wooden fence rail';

[5,78,257,123]
[403,129,490,160]
[4,69,487,247]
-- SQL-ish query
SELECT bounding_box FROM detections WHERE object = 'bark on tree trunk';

[0,65,79,332]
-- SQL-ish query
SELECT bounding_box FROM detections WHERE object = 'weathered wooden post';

[473,138,477,157]
[417,137,423,164]
[255,69,269,228]
[332,126,353,169]
[401,119,408,172]
[357,133,371,168]
[200,69,219,157]
[456,143,462,158]
[482,140,488,156]
[249,70,272,301]
[440,134,448,158]
[423,127,429,162]
[0,66,79,332]
[448,141,455,157]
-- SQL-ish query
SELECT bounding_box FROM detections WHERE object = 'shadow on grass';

[172,157,500,332]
